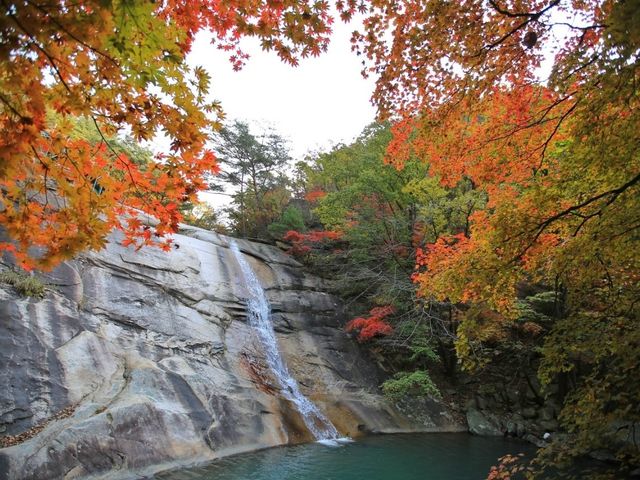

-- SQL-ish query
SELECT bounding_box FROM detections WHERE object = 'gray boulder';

[466,408,503,436]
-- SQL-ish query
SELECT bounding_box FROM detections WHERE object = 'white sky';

[187,21,377,160]
[185,20,377,208]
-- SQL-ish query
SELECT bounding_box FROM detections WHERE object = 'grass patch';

[0,269,47,298]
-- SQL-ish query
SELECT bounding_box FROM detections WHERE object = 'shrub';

[382,370,440,400]
[0,269,47,298]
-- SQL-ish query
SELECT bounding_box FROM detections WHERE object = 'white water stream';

[229,240,339,441]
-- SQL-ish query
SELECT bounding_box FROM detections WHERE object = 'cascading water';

[229,240,339,441]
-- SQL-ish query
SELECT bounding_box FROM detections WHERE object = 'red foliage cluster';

[346,305,394,342]
[282,229,342,256]
[304,189,327,203]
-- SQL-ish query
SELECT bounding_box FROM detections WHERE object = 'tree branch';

[487,0,560,19]
[513,172,640,261]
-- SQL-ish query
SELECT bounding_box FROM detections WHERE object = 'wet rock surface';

[0,227,463,480]
[463,369,562,447]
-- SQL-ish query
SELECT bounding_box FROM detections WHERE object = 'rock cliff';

[0,226,462,479]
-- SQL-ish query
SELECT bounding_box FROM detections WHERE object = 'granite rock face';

[0,226,463,479]
[466,408,503,437]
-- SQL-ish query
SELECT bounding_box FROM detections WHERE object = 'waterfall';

[229,240,339,441]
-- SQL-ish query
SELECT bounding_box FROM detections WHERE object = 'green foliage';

[268,206,306,239]
[0,270,47,298]
[408,343,440,364]
[293,123,471,403]
[212,120,292,239]
[382,370,440,400]
[514,291,557,328]
[180,202,227,233]
[403,175,485,243]
[301,123,485,303]
[301,123,422,292]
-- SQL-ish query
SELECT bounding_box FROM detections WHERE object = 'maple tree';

[0,0,333,269]
[346,0,639,318]
[344,0,639,476]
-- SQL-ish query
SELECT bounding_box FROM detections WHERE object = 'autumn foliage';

[282,229,342,256]
[291,1,636,476]
[0,0,334,269]
[304,189,327,203]
[487,454,532,480]
[350,0,639,315]
[349,1,639,476]
[2,2,639,474]
[346,305,394,341]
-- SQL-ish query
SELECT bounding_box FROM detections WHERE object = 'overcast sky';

[185,19,377,208]
[187,20,377,160]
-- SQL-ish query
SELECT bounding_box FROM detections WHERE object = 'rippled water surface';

[156,433,536,480]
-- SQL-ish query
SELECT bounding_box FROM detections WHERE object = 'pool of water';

[155,433,537,480]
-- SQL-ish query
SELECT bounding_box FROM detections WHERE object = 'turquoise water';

[156,433,537,480]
